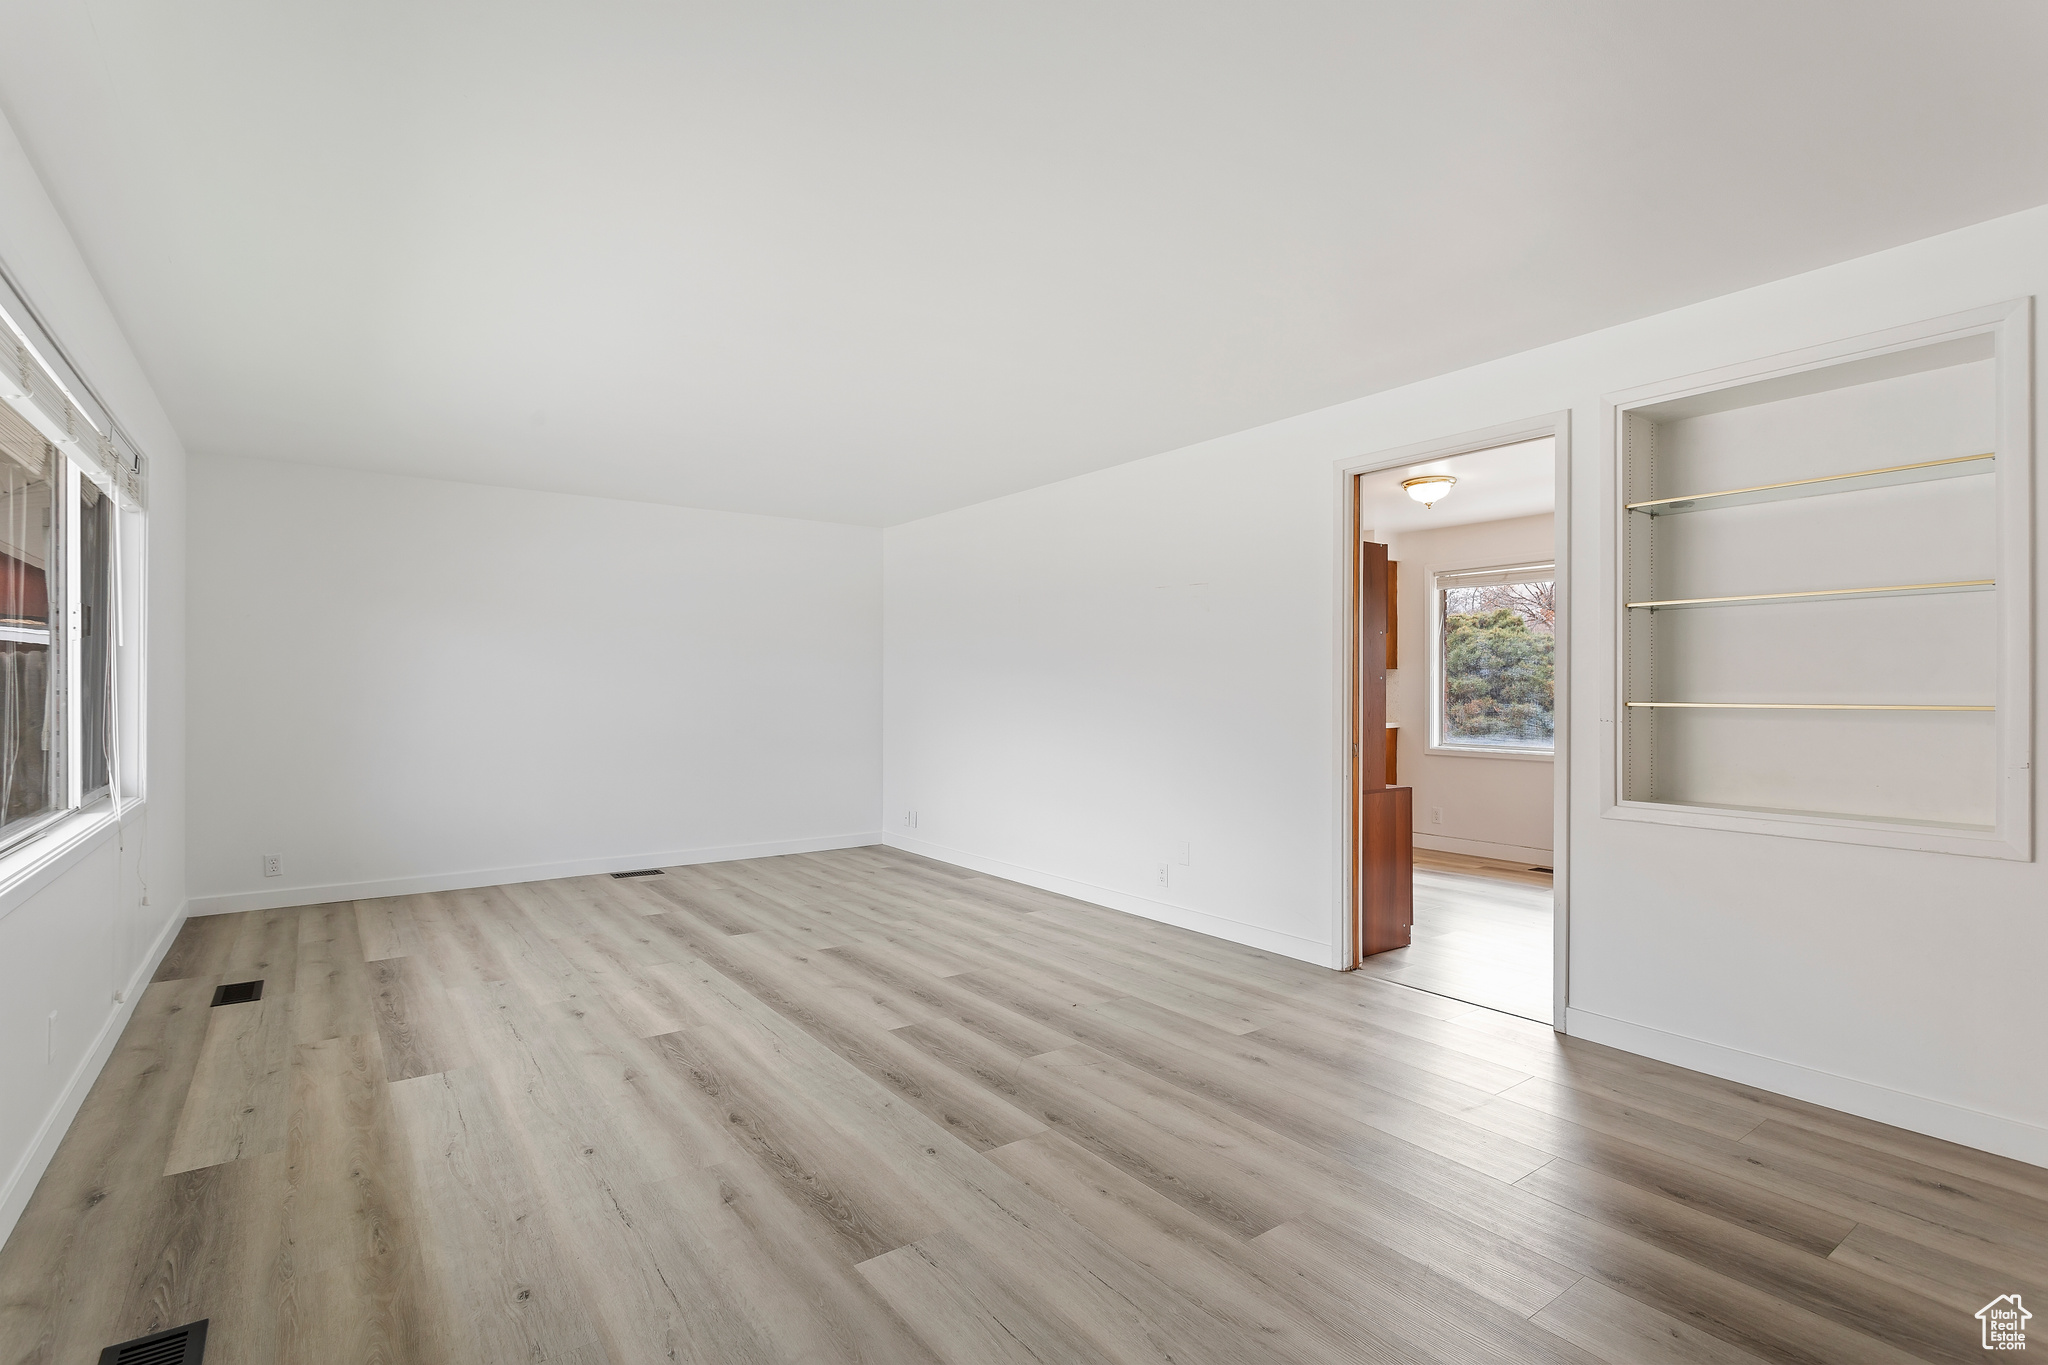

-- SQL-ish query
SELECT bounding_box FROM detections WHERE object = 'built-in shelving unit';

[1608,301,2033,858]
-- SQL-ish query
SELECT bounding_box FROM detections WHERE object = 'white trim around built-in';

[185,831,888,916]
[0,897,186,1249]
[1599,298,2034,861]
[884,833,1337,967]
[1564,1006,2048,1169]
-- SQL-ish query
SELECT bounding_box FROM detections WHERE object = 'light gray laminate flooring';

[1354,848,1554,1022]
[1,845,2040,1364]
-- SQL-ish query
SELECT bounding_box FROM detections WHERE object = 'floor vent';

[99,1319,207,1364]
[610,868,665,879]
[210,980,263,1007]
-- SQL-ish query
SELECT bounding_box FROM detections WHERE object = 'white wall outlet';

[262,853,282,878]
[1430,807,1444,825]
[1156,863,1170,888]
[903,809,918,829]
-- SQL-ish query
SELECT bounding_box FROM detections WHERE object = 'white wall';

[0,110,187,1239]
[884,203,2048,1166]
[187,455,882,912]
[1382,513,1555,863]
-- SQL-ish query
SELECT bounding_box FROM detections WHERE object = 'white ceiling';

[2,4,2046,527]
[1361,437,1553,538]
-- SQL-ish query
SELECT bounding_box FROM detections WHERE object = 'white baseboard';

[884,834,1338,967]
[1413,832,1553,865]
[0,900,188,1248]
[1565,1007,2048,1170]
[186,832,889,916]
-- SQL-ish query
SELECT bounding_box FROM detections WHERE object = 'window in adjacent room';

[1433,562,1555,754]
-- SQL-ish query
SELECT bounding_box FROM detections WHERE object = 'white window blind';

[1433,562,1553,590]
[0,278,146,509]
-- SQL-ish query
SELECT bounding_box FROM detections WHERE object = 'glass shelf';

[1625,701,1993,711]
[1626,579,1994,611]
[1626,452,1993,516]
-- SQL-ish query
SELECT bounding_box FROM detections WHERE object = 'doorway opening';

[1344,424,1564,1026]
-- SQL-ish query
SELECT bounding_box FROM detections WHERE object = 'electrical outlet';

[1156,863,1170,888]
[903,809,919,829]
[262,853,282,878]
[1430,807,1444,825]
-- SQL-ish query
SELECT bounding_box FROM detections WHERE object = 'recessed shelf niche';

[1611,302,2033,858]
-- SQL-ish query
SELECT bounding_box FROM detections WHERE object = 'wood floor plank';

[1532,1276,1779,1365]
[292,903,376,1044]
[470,881,588,1004]
[858,1234,1109,1365]
[1493,1074,2048,1277]
[353,896,422,962]
[369,955,474,1083]
[897,1023,1318,1240]
[151,912,241,983]
[1461,1088,1861,1257]
[115,1152,289,1365]
[163,993,295,1175]
[641,1020,951,1263]
[1828,1222,2048,1317]
[278,1031,438,1364]
[1514,1157,1975,1364]
[984,1130,1422,1365]
[457,982,790,1364]
[1738,1119,2048,1257]
[1250,1213,1605,1365]
[388,1066,610,1365]
[221,908,302,996]
[690,1159,948,1365]
[1069,994,1552,1183]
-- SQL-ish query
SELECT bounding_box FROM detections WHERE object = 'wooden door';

[1353,517,1413,964]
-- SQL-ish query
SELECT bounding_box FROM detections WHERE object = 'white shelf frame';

[1600,299,2034,860]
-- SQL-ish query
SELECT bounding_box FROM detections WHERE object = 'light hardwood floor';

[1355,849,1554,1022]
[3,846,2042,1364]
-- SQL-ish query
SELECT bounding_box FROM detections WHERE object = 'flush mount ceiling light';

[1401,474,1457,508]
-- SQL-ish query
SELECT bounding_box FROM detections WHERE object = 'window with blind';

[0,285,145,854]
[1432,562,1555,754]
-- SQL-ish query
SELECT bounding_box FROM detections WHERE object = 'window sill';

[1423,744,1555,763]
[0,799,143,927]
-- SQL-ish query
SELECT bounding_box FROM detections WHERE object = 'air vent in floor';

[610,868,665,878]
[99,1318,207,1364]
[210,980,263,1006]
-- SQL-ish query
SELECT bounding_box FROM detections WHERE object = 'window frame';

[0,451,130,861]
[1427,559,1558,762]
[0,276,148,919]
